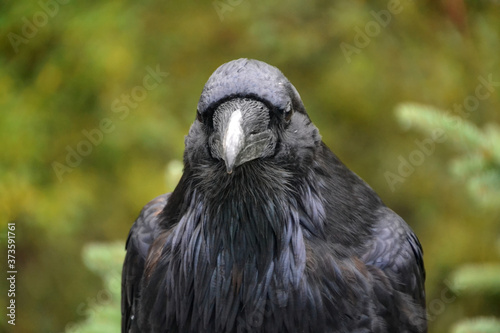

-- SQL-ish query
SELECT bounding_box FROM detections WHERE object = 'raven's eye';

[284,106,293,122]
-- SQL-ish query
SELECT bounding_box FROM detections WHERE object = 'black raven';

[122,58,427,333]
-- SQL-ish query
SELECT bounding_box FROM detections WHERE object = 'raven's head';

[187,58,320,174]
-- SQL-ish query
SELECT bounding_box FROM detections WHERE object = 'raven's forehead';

[197,58,294,114]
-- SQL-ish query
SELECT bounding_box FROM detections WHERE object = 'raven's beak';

[218,102,274,174]
[223,109,244,174]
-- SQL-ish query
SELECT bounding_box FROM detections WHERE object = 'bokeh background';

[1,0,500,332]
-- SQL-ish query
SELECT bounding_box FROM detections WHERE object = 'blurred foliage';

[397,103,500,332]
[1,0,499,332]
[65,243,122,333]
[396,103,500,208]
[451,317,500,333]
[451,263,500,295]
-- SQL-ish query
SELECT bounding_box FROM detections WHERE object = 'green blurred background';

[1,0,499,332]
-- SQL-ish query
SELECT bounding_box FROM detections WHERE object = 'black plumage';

[122,58,427,333]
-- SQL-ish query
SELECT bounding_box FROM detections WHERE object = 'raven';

[122,58,427,333]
